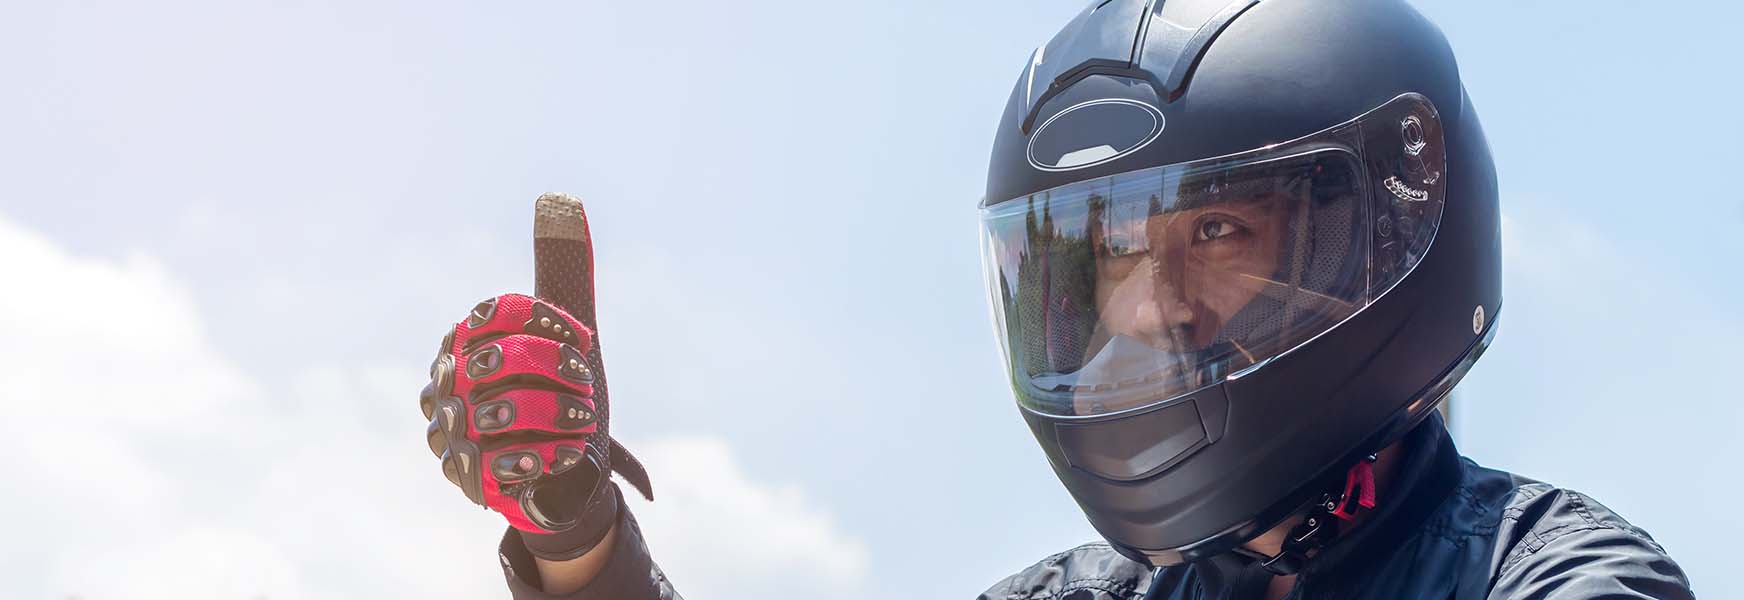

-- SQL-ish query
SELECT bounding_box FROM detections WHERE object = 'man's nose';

[1126,271,1196,343]
[1151,280,1197,329]
[1144,256,1199,327]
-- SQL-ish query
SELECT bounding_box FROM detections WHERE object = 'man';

[419,0,1696,598]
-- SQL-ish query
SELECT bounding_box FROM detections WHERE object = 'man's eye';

[1195,218,1245,242]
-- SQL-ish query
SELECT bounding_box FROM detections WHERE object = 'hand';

[420,193,652,560]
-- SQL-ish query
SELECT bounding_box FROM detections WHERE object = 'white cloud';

[0,215,290,598]
[48,527,308,600]
[622,437,871,597]
[0,213,867,600]
[0,216,257,431]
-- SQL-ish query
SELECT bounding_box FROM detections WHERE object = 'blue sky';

[2,1,1739,598]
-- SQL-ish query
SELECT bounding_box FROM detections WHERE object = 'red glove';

[420,194,652,559]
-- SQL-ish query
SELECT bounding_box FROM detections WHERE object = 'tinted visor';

[981,94,1446,417]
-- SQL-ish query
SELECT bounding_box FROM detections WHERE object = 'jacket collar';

[1302,414,1464,580]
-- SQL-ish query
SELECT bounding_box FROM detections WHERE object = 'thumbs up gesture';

[420,193,652,560]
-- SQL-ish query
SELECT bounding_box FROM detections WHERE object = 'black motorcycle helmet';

[978,0,1499,570]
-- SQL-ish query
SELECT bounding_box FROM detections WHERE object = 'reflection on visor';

[981,94,1446,417]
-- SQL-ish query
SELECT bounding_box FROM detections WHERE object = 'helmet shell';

[983,0,1500,565]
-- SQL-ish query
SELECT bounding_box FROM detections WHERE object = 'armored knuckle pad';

[419,292,627,534]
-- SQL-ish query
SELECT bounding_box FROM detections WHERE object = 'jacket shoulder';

[1483,469,1693,598]
[978,542,1156,600]
[1491,475,1664,567]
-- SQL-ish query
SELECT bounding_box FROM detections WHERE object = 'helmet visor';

[980,94,1446,417]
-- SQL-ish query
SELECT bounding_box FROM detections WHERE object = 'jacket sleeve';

[1487,490,1693,600]
[496,502,682,600]
[976,543,1157,600]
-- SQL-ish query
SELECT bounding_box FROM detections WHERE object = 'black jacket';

[496,422,1694,599]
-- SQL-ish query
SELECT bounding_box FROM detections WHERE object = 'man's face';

[1091,190,1293,362]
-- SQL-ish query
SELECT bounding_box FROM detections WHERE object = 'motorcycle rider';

[418,1,1696,598]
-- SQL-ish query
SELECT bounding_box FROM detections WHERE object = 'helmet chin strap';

[1141,452,1383,600]
[1241,453,1380,576]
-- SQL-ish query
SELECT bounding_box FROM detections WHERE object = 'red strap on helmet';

[1330,456,1378,521]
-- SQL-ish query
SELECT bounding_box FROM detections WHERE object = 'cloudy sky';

[2,1,1740,598]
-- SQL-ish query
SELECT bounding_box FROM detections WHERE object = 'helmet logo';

[1472,305,1486,335]
[1027,98,1165,172]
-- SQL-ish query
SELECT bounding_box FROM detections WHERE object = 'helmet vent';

[1141,0,1260,101]
[1027,98,1165,171]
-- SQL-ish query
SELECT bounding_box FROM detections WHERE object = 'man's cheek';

[1196,270,1269,321]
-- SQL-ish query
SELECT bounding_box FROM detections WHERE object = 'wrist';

[532,519,620,595]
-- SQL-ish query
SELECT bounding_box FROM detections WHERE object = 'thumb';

[532,193,598,331]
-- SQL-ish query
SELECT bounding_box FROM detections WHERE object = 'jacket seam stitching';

[997,577,1139,600]
[1499,484,1552,521]
[1565,491,1602,526]
[1499,521,1664,574]
[993,544,1132,600]
[1052,578,1140,600]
